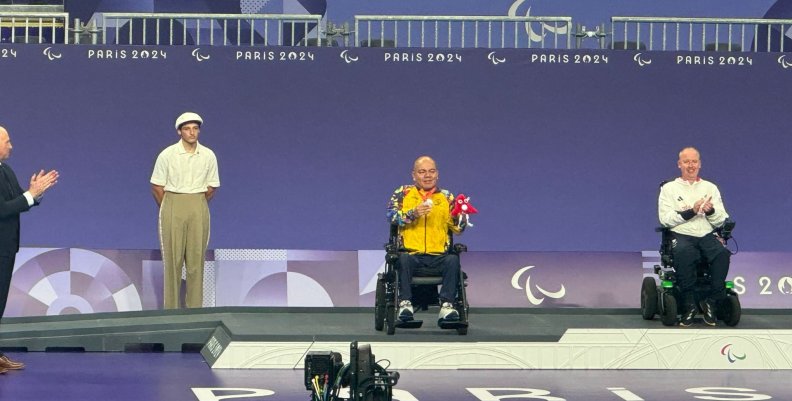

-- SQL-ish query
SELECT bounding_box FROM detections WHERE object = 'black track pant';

[672,232,730,306]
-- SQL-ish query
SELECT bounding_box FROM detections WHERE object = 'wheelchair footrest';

[438,320,468,330]
[395,320,424,329]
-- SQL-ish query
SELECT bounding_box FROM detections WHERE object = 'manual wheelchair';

[641,219,741,326]
[374,224,470,335]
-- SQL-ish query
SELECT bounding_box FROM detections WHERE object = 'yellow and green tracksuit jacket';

[386,185,465,254]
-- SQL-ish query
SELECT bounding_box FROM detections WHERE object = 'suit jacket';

[0,163,33,256]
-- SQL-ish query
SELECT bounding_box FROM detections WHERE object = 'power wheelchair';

[641,219,741,326]
[374,225,470,335]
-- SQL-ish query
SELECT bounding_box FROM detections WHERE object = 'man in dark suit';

[0,126,58,374]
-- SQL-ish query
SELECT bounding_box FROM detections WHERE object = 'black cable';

[728,236,739,255]
[329,363,350,401]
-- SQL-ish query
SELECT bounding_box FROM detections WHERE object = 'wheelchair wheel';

[660,292,678,326]
[641,277,658,320]
[720,295,741,327]
[456,304,468,335]
[385,304,396,335]
[374,277,386,331]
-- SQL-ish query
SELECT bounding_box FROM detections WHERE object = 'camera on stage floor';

[304,341,400,401]
[305,350,345,392]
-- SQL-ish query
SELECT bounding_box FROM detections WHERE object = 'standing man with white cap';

[150,112,220,309]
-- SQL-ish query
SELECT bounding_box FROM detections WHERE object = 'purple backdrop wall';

[0,46,790,252]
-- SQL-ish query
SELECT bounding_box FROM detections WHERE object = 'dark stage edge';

[1,307,792,352]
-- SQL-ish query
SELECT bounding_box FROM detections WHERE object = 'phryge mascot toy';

[450,194,478,228]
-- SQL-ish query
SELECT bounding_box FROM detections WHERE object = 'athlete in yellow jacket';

[386,156,467,323]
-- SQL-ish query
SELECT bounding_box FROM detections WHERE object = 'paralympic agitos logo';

[511,265,566,305]
[721,344,746,363]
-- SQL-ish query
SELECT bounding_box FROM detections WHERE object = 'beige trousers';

[159,192,210,309]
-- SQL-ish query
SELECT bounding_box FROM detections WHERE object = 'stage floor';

[3,307,792,371]
[3,307,792,350]
[0,307,792,351]
[1,352,792,401]
[2,308,792,399]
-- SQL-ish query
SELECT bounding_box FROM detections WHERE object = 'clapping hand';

[693,196,713,215]
[28,169,59,198]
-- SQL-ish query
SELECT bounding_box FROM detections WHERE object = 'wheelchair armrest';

[385,243,399,254]
[656,226,673,266]
[716,218,736,241]
[385,252,399,263]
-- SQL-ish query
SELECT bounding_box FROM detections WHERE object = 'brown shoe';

[0,366,8,374]
[0,355,24,370]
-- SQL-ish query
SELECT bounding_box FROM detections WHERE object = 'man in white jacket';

[658,147,730,327]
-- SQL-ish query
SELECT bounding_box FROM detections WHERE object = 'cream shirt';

[658,177,728,237]
[150,141,220,193]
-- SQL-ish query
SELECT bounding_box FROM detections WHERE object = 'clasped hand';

[415,202,432,217]
[693,196,713,214]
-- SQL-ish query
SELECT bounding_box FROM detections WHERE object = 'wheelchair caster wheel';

[641,277,658,320]
[660,292,678,327]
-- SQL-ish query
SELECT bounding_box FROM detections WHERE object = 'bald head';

[677,147,701,182]
[0,126,10,161]
[412,155,438,191]
[413,155,436,171]
[678,147,700,161]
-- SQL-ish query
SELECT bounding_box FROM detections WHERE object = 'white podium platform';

[204,328,792,370]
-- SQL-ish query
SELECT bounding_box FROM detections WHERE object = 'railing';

[4,11,792,52]
[611,17,792,52]
[354,15,574,49]
[101,13,323,46]
[0,11,69,44]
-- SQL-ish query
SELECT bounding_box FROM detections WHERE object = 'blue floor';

[1,351,791,401]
